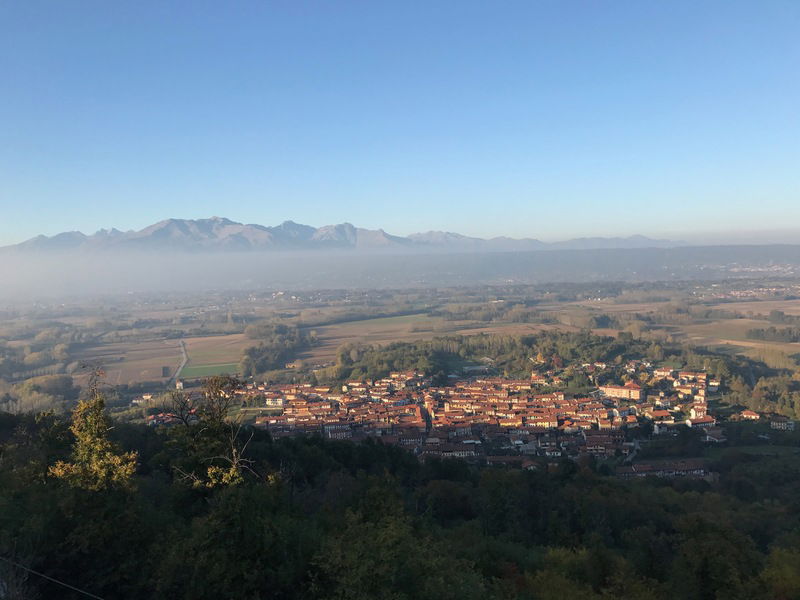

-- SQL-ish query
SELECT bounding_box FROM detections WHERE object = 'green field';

[179,362,240,379]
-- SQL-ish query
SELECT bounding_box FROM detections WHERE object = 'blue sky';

[1,1,798,244]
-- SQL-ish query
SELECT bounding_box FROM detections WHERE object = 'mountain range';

[3,217,681,253]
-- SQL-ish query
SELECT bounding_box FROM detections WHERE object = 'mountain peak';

[2,218,683,254]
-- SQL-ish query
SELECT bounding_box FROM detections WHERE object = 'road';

[168,340,188,387]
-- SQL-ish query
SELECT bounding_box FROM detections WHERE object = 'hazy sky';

[1,1,798,245]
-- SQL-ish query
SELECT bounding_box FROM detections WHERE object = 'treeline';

[723,374,800,420]
[766,309,800,326]
[429,302,551,324]
[424,299,748,336]
[428,302,627,328]
[2,381,800,599]
[327,331,740,384]
[0,374,80,414]
[0,324,84,379]
[239,322,316,377]
[747,326,800,343]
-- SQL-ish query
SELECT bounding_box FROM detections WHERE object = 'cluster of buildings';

[639,368,719,431]
[138,357,796,478]
[240,366,730,469]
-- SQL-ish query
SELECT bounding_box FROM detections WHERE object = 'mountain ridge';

[3,217,682,253]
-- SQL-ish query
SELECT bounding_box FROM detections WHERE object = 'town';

[144,357,794,480]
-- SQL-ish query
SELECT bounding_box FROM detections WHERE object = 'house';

[702,427,727,443]
[323,423,352,439]
[265,396,285,408]
[645,409,674,424]
[738,410,760,421]
[440,444,477,459]
[530,373,548,385]
[685,415,717,428]
[653,367,675,379]
[689,404,708,419]
[653,395,678,409]
[679,371,708,384]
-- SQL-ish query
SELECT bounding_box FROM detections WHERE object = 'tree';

[160,389,196,427]
[762,547,800,600]
[310,506,488,600]
[199,375,238,425]
[49,376,137,491]
[168,376,259,489]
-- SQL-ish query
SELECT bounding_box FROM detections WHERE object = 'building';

[616,458,710,479]
[737,410,760,421]
[685,415,717,428]
[770,416,796,431]
[653,367,675,379]
[599,381,643,401]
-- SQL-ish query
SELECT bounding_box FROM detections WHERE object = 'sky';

[1,1,799,245]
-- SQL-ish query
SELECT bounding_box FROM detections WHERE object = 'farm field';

[566,299,673,314]
[300,314,566,365]
[183,333,250,364]
[180,362,240,378]
[680,318,770,342]
[544,301,800,363]
[675,318,800,358]
[58,297,800,386]
[705,299,800,316]
[72,339,183,385]
[178,334,252,379]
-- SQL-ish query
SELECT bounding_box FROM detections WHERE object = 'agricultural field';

[665,318,800,364]
[541,300,800,364]
[183,333,250,364]
[705,298,800,317]
[18,287,800,388]
[565,299,674,314]
[679,318,771,344]
[179,362,240,378]
[299,314,564,366]
[178,333,252,379]
[70,333,254,384]
[299,314,446,365]
[71,339,183,385]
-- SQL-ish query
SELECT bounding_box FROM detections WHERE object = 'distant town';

[141,354,795,481]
